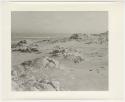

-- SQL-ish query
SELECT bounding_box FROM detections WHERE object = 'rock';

[12,65,26,78]
[50,46,84,63]
[21,60,33,70]
[50,80,60,91]
[11,70,18,77]
[50,46,65,57]
[30,86,40,91]
[34,81,56,91]
[89,69,93,71]
[39,79,49,84]
[12,81,20,91]
[34,79,61,91]
[42,57,60,69]
[12,40,40,53]
[64,51,84,63]
[45,84,56,91]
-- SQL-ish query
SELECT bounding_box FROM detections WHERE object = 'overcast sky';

[11,11,108,37]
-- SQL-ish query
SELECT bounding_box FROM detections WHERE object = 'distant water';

[11,37,55,41]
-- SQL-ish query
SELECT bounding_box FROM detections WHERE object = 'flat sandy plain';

[11,32,108,91]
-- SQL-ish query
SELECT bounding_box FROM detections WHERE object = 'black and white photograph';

[11,11,108,91]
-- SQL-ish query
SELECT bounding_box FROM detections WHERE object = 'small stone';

[39,79,49,84]
[45,84,56,91]
[30,86,39,91]
[89,69,93,71]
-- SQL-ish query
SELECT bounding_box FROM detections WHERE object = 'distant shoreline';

[12,37,51,38]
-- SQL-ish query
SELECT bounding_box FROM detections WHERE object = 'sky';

[11,11,108,37]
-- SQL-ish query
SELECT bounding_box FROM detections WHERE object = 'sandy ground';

[11,36,108,91]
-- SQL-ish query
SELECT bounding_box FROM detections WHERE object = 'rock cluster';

[42,57,60,69]
[11,56,61,91]
[12,40,40,53]
[50,46,84,63]
[12,72,61,91]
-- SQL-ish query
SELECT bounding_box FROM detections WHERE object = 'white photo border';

[2,2,124,100]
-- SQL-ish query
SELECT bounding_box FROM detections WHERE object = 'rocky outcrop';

[50,46,84,63]
[12,40,40,53]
